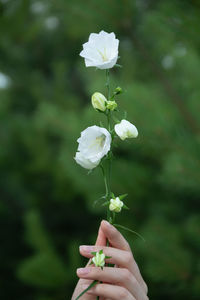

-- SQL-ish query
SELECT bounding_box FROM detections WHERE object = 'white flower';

[92,250,105,268]
[109,197,124,213]
[80,30,119,69]
[115,119,138,140]
[75,125,111,170]
[91,92,107,111]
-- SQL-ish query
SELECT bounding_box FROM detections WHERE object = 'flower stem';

[106,69,110,99]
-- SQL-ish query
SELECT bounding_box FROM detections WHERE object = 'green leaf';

[119,194,128,200]
[102,201,110,206]
[105,256,112,259]
[99,249,103,254]
[111,192,115,198]
[114,224,145,242]
[91,252,96,256]
[123,204,129,210]
[75,280,98,300]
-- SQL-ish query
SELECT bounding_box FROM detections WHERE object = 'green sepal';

[111,192,115,198]
[113,224,145,242]
[115,64,122,68]
[99,249,103,254]
[123,204,129,210]
[75,280,98,300]
[119,193,128,200]
[102,201,110,206]
[91,251,97,256]
[105,256,112,259]
[89,261,94,265]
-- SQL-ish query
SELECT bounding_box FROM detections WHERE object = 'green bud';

[107,100,117,111]
[91,92,107,112]
[115,87,123,95]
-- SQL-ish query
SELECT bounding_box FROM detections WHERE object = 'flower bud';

[115,86,123,94]
[114,119,138,140]
[91,92,107,111]
[92,251,106,267]
[107,100,117,111]
[109,197,123,213]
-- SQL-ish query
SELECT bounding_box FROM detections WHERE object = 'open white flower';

[80,30,119,69]
[75,125,111,169]
[115,119,138,140]
[109,197,124,213]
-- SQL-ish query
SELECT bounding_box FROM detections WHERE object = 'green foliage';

[0,0,200,299]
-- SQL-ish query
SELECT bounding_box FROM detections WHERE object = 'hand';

[71,220,148,300]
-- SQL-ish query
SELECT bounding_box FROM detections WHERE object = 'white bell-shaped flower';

[75,125,111,170]
[115,119,138,140]
[80,30,119,69]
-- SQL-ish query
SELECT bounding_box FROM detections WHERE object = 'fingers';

[101,220,131,251]
[95,221,107,246]
[80,245,132,267]
[85,283,135,300]
[85,220,147,293]
[77,267,148,300]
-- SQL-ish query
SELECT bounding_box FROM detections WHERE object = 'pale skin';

[71,220,148,300]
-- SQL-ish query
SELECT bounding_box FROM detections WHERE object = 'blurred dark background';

[0,0,200,299]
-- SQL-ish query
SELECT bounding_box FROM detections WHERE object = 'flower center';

[98,48,108,62]
[89,134,106,150]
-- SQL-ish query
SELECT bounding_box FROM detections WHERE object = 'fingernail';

[103,220,113,229]
[79,245,94,253]
[77,268,90,275]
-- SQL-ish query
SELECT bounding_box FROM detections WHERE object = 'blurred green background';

[1,0,200,299]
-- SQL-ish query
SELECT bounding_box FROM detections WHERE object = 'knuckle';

[117,287,129,299]
[122,268,131,282]
[125,251,133,265]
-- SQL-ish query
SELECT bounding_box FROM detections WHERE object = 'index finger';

[101,220,131,251]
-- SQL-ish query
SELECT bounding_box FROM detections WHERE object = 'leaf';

[91,252,96,256]
[114,224,145,242]
[119,193,128,200]
[123,204,129,210]
[102,201,110,206]
[105,256,112,259]
[99,249,103,254]
[115,63,122,68]
[75,280,98,300]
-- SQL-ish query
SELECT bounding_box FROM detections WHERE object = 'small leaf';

[75,280,98,300]
[114,224,145,242]
[89,261,93,265]
[123,204,129,210]
[119,194,128,200]
[105,256,112,259]
[91,252,96,256]
[111,192,115,198]
[115,64,122,68]
[102,201,110,207]
[99,249,103,254]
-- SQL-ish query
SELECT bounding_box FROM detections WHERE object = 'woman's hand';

[71,220,148,300]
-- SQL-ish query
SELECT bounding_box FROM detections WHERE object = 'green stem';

[106,69,110,99]
[75,280,98,300]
